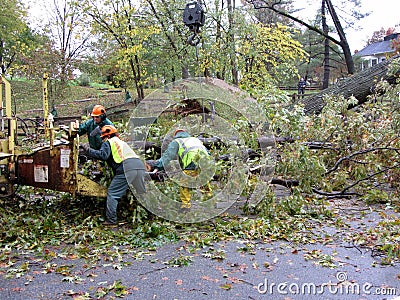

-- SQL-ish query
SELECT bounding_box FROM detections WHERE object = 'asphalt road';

[0,238,398,300]
[0,188,399,300]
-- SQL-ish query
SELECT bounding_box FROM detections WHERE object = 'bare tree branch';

[341,162,400,194]
[326,147,400,175]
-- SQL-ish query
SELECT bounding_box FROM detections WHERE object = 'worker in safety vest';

[82,125,146,226]
[77,105,114,150]
[155,129,212,209]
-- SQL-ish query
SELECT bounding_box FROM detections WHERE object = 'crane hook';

[187,32,201,46]
[183,1,205,47]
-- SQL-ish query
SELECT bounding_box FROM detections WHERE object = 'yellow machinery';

[0,75,107,198]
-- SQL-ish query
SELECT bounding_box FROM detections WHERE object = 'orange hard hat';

[101,125,118,138]
[91,105,106,117]
[174,128,186,136]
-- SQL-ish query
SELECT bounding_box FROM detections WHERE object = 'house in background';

[353,33,398,70]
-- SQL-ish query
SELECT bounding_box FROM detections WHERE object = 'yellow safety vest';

[176,137,209,168]
[108,136,139,163]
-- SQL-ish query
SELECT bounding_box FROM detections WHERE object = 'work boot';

[102,221,118,228]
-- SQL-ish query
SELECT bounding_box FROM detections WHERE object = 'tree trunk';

[129,57,144,101]
[0,40,5,75]
[227,0,239,85]
[182,66,189,79]
[215,1,223,80]
[134,55,145,100]
[325,0,355,74]
[322,0,330,89]
[303,55,400,114]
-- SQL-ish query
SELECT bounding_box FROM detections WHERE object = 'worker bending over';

[82,125,146,226]
[155,129,212,210]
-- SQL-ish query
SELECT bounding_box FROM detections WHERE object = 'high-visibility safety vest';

[175,137,209,169]
[108,136,139,163]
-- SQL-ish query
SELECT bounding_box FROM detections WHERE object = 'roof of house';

[354,33,398,57]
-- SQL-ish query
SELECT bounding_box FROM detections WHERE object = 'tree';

[78,0,161,100]
[139,0,304,87]
[199,0,305,86]
[250,0,294,25]
[367,27,393,46]
[141,0,192,81]
[391,37,400,57]
[20,33,60,80]
[295,27,348,87]
[0,0,35,76]
[29,0,305,97]
[246,0,368,77]
[79,39,122,85]
[237,23,307,94]
[44,0,91,85]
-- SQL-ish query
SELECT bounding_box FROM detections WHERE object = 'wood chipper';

[0,75,107,199]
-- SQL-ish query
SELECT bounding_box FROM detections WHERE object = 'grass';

[10,79,128,119]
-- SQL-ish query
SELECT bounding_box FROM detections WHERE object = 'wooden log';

[304,55,400,114]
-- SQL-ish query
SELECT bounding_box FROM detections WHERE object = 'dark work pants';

[106,159,146,223]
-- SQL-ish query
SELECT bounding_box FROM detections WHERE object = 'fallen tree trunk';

[304,55,400,114]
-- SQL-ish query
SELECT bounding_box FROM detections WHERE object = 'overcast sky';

[346,0,400,51]
[292,0,400,52]
[24,0,399,53]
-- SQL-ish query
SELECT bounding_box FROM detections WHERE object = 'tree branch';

[341,162,400,194]
[246,0,341,45]
[326,147,400,175]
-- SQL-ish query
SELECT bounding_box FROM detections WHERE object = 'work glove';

[81,143,90,152]
[145,162,153,172]
[90,126,101,137]
[145,160,159,172]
